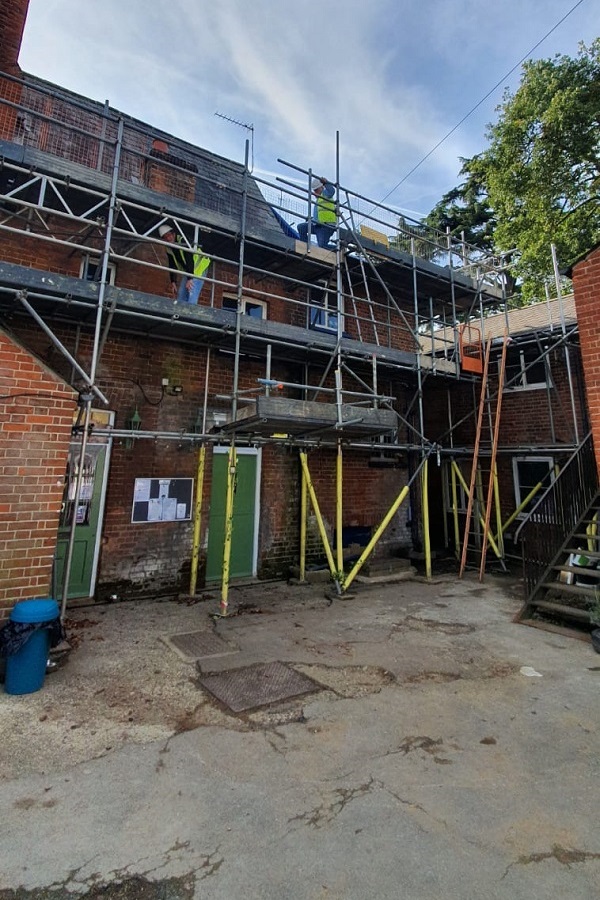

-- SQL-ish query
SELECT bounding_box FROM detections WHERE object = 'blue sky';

[18,0,599,219]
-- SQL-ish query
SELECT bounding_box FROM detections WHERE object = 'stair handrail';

[514,431,595,544]
[515,431,598,602]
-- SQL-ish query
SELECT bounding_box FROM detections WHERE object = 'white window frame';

[512,456,554,518]
[502,344,550,393]
[309,280,343,333]
[80,254,116,285]
[222,294,267,320]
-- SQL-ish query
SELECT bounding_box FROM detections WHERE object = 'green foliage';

[424,155,496,254]
[485,40,600,300]
[389,216,439,260]
[590,587,600,627]
[425,40,600,301]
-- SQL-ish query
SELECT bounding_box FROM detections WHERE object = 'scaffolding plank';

[225,396,397,438]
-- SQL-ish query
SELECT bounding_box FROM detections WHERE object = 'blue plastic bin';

[4,599,59,695]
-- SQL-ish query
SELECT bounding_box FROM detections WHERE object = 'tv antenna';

[215,111,254,171]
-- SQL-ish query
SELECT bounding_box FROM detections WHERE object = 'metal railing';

[515,432,598,600]
[0,70,505,285]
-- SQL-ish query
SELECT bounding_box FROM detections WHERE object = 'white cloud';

[17,0,599,218]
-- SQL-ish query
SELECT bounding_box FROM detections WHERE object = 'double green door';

[205,449,259,582]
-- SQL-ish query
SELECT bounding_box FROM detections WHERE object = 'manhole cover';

[198,661,320,712]
[162,630,238,662]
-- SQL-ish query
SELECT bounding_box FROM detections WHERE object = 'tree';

[486,40,599,300]
[424,155,496,255]
[426,40,600,302]
[389,215,438,260]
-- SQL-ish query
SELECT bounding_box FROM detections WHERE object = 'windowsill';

[504,383,550,393]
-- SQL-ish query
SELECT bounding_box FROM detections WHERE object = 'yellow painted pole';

[345,485,410,590]
[494,481,543,540]
[452,461,501,558]
[299,455,308,582]
[492,464,504,558]
[586,512,598,553]
[220,444,237,617]
[189,444,206,596]
[299,452,337,580]
[336,441,344,587]
[451,461,460,560]
[475,465,485,554]
[422,458,432,579]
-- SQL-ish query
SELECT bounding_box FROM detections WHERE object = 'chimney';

[0,0,31,75]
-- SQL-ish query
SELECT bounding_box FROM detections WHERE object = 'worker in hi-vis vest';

[297,177,337,249]
[158,223,210,304]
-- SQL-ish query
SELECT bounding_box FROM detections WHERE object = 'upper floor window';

[80,255,116,285]
[503,344,548,391]
[309,281,342,333]
[222,295,267,319]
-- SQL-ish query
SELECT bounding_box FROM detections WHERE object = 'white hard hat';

[158,224,173,238]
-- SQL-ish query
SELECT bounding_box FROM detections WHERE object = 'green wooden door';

[206,450,258,582]
[54,442,108,598]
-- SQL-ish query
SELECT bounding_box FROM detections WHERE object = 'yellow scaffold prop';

[299,448,432,594]
[219,443,238,617]
[188,444,207,596]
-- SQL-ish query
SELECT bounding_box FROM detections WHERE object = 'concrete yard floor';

[0,573,599,899]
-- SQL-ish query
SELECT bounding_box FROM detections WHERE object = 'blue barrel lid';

[10,598,60,624]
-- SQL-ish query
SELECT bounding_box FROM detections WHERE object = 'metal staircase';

[516,432,600,634]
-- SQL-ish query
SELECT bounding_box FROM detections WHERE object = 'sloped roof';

[21,74,289,242]
[480,295,576,341]
[421,295,577,359]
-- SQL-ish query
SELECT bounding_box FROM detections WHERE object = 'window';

[512,457,554,516]
[222,295,267,319]
[80,255,116,285]
[309,281,342,333]
[503,344,548,391]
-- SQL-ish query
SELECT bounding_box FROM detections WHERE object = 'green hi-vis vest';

[316,193,336,225]
[173,238,210,278]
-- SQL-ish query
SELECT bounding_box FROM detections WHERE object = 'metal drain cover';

[162,631,238,663]
[198,661,320,712]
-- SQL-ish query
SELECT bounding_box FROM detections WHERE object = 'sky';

[17,0,599,221]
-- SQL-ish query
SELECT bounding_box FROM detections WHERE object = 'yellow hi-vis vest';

[172,237,210,278]
[316,193,336,225]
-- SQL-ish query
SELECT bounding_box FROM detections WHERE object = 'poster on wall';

[131,477,193,523]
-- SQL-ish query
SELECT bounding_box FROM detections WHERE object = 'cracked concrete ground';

[0,573,599,899]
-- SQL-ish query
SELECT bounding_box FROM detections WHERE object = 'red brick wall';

[422,339,588,535]
[258,446,411,577]
[8,318,413,597]
[0,0,29,75]
[0,328,76,618]
[572,245,600,473]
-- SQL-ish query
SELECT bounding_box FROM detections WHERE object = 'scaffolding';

[0,70,583,605]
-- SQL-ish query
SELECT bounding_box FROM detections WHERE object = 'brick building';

[0,0,593,619]
[0,329,76,616]
[570,244,600,470]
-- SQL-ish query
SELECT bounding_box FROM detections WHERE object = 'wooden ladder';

[459,333,508,578]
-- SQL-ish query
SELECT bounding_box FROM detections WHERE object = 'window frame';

[308,280,343,333]
[222,294,267,320]
[80,254,116,285]
[512,455,555,518]
[502,343,550,393]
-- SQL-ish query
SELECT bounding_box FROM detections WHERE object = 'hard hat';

[158,224,173,238]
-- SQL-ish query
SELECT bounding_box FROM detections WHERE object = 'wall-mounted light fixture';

[125,406,142,449]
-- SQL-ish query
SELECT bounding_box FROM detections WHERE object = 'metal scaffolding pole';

[551,243,579,445]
